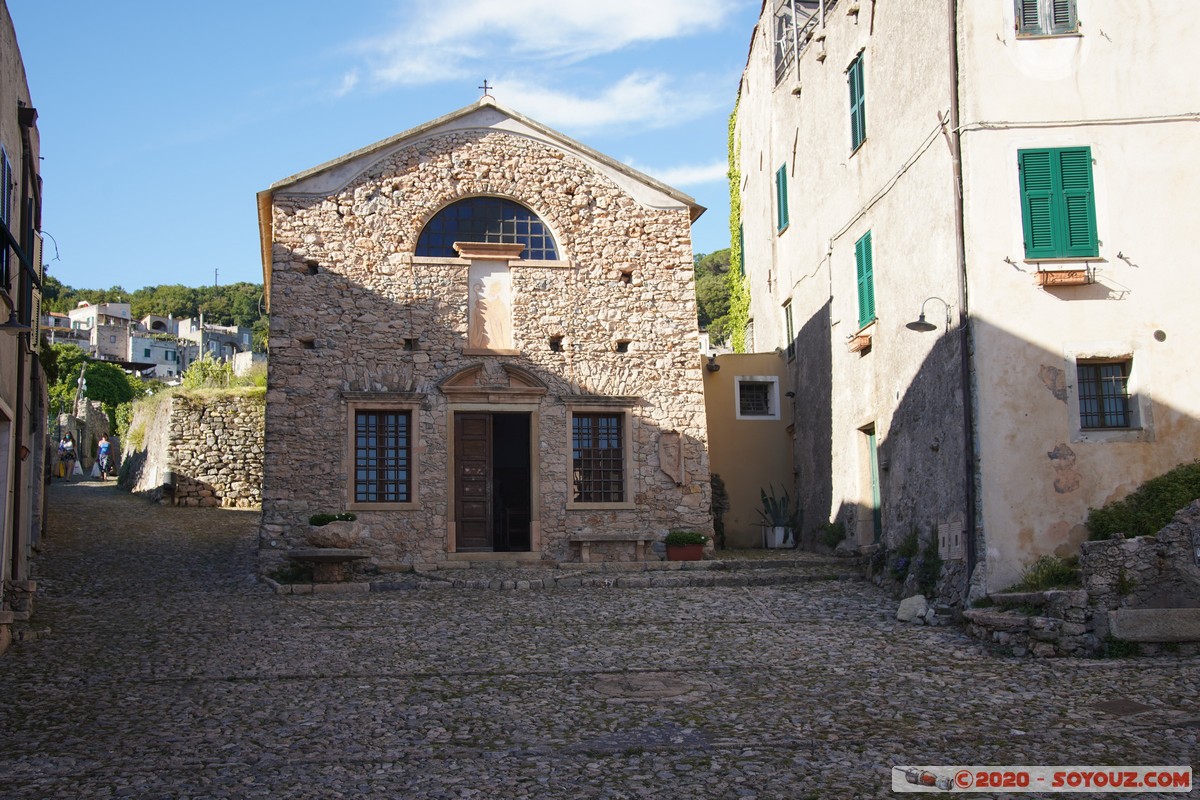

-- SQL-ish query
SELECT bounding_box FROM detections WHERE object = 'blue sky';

[9,1,757,292]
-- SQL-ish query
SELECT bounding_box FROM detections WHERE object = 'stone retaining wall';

[121,390,264,508]
[960,501,1200,657]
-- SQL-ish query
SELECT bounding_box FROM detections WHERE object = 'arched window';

[416,197,558,260]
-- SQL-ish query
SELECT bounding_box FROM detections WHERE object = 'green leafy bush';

[1004,555,1081,592]
[664,530,709,546]
[820,522,846,550]
[309,512,357,527]
[182,353,234,389]
[1086,461,1200,540]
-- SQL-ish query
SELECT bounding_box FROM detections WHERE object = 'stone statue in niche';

[659,430,685,486]
[468,263,513,350]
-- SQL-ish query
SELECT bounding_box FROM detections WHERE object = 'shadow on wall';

[792,308,1198,602]
[259,239,713,569]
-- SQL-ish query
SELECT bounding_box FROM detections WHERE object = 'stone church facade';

[257,97,712,570]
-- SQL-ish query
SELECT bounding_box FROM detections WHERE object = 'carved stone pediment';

[439,362,548,403]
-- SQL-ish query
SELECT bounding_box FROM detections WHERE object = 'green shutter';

[1049,0,1076,33]
[1019,150,1057,259]
[775,166,789,231]
[1057,147,1097,257]
[1019,147,1097,259]
[1015,0,1041,33]
[856,231,875,328]
[848,56,866,150]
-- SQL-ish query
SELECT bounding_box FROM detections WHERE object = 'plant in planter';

[757,484,802,549]
[664,530,709,561]
[305,512,361,548]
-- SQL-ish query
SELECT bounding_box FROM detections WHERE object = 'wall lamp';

[0,290,30,336]
[905,296,953,333]
[705,354,720,372]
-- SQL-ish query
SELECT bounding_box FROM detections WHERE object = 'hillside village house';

[256,96,713,569]
[736,0,1200,599]
[0,0,47,655]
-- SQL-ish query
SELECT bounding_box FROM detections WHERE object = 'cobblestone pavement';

[1,481,1197,799]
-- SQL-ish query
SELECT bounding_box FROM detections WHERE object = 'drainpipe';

[945,0,979,593]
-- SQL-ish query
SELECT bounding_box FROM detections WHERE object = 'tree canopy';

[42,277,265,329]
[694,248,733,344]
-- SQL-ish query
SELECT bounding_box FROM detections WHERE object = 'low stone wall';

[1081,500,1200,618]
[963,590,1098,658]
[961,501,1200,657]
[121,390,264,508]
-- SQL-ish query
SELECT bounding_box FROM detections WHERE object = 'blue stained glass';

[416,197,559,260]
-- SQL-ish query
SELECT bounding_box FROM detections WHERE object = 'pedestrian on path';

[57,432,76,481]
[97,433,112,481]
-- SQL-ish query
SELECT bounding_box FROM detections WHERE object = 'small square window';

[1077,359,1131,429]
[735,376,781,421]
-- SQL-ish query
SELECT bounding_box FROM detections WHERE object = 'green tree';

[693,249,733,343]
[47,343,89,416]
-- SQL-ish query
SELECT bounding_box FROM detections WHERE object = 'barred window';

[572,413,624,503]
[739,382,772,416]
[1077,360,1130,429]
[355,410,411,503]
[416,196,558,260]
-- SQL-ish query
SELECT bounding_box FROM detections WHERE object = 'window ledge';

[1024,257,1104,265]
[347,502,421,512]
[1016,31,1082,40]
[567,502,637,511]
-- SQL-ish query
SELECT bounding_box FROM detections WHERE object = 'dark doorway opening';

[454,412,531,552]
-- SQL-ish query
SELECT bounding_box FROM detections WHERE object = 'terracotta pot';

[666,544,704,561]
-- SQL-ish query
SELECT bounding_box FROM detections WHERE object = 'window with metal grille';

[1077,360,1130,429]
[572,413,624,503]
[739,382,772,416]
[355,410,411,503]
[416,196,558,260]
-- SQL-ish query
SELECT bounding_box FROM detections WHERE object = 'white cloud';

[638,160,730,187]
[498,73,721,133]
[334,70,360,97]
[348,0,740,87]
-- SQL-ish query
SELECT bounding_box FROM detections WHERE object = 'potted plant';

[664,530,709,561]
[757,484,801,549]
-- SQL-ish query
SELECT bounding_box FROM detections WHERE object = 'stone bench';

[287,548,370,583]
[569,533,656,563]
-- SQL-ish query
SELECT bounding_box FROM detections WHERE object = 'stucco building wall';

[959,1,1200,589]
[735,1,968,573]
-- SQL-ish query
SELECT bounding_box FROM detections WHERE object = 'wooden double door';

[454,412,532,552]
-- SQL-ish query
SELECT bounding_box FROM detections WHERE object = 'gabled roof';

[257,96,705,297]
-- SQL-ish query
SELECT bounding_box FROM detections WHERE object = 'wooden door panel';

[455,413,492,551]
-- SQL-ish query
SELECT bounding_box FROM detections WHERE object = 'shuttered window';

[1018,147,1098,259]
[1015,0,1077,36]
[855,231,875,328]
[0,149,11,283]
[848,54,866,151]
[775,166,789,232]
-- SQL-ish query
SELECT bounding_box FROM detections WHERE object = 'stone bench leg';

[579,542,591,563]
[634,541,644,561]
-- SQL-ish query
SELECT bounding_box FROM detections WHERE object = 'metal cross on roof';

[478,79,493,98]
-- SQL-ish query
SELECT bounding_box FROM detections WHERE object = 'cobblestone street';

[1,482,1196,799]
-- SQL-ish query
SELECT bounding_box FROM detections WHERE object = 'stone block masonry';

[121,390,264,508]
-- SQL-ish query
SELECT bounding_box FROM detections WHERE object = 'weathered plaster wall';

[736,1,967,588]
[702,352,792,548]
[959,2,1200,589]
[261,122,712,568]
